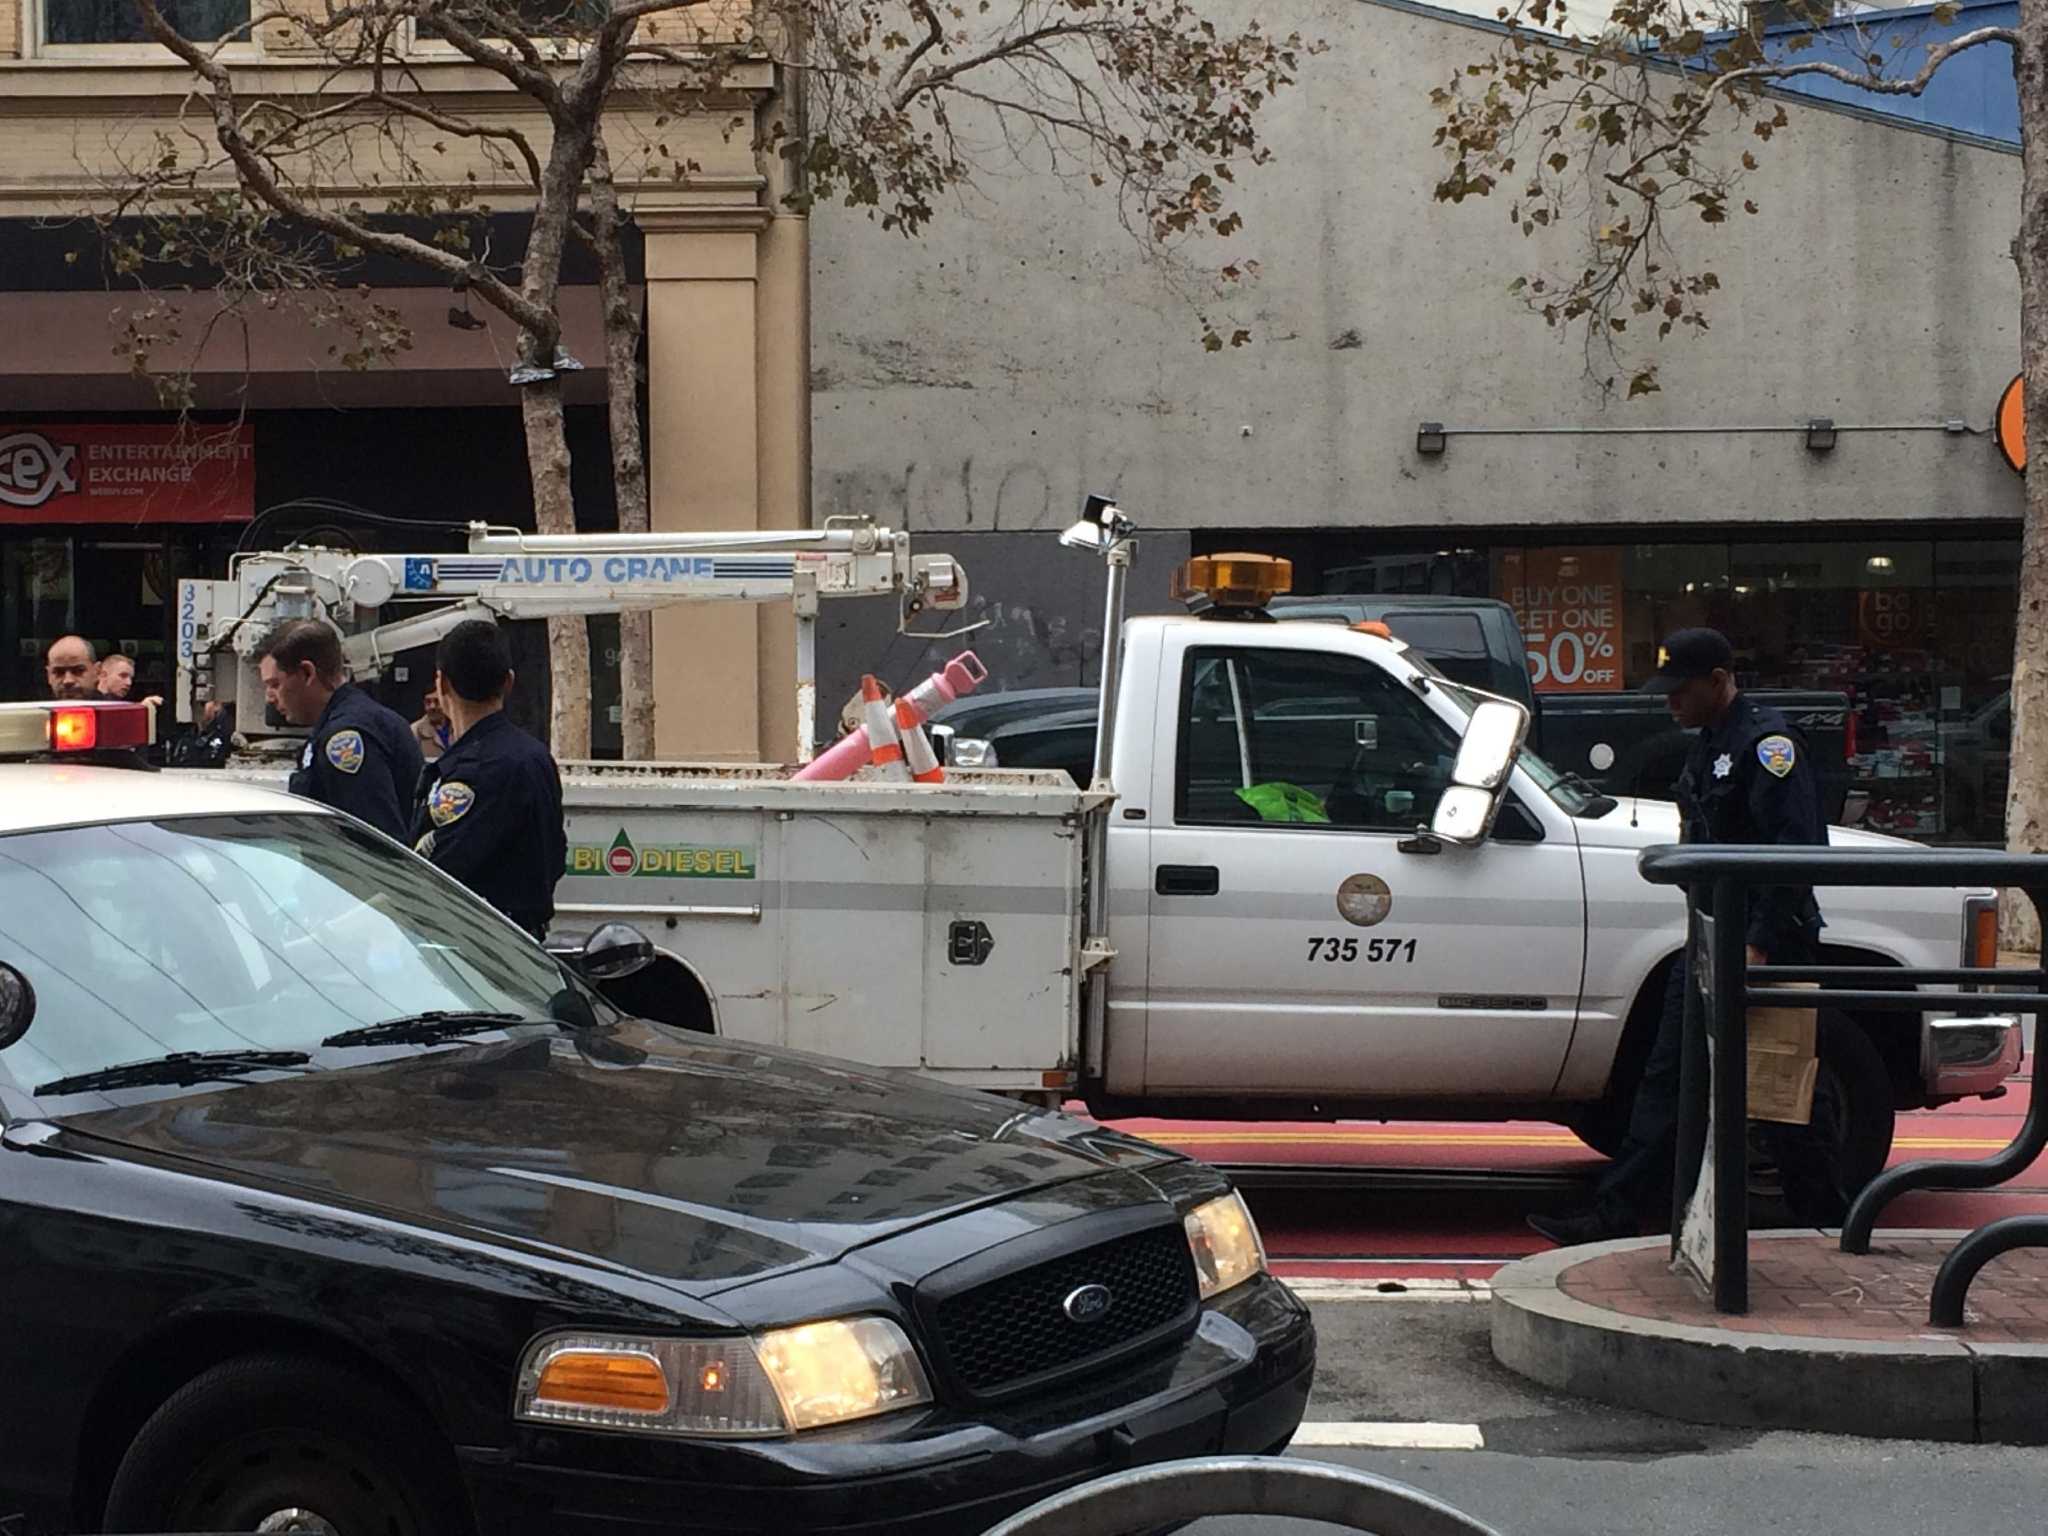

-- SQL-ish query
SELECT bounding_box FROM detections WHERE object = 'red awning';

[0,285,630,411]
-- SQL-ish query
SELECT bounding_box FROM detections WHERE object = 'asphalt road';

[1175,1297,2046,1536]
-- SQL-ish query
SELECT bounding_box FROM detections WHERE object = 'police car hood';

[1576,796,1922,854]
[54,1024,1177,1292]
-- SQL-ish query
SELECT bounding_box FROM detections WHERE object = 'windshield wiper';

[36,1049,314,1097]
[320,1011,550,1049]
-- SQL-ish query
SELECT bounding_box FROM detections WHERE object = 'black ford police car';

[0,701,1313,1536]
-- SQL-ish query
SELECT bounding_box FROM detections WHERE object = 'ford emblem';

[1062,1283,1114,1324]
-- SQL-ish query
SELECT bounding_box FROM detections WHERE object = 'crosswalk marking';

[1294,1422,1487,1450]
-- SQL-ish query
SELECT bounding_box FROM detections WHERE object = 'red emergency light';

[1,701,151,758]
[41,703,153,754]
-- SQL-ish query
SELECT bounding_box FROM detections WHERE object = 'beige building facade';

[0,10,807,759]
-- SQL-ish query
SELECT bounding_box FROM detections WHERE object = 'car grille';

[925,1222,1199,1400]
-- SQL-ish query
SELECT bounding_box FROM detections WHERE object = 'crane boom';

[175,517,967,760]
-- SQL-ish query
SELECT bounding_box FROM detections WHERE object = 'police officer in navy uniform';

[411,618,567,942]
[1530,627,1826,1245]
[258,620,423,841]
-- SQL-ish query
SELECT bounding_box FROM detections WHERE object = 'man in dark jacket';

[411,619,567,942]
[259,620,423,841]
[1531,627,1827,1245]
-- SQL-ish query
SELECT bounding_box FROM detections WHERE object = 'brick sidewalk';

[1559,1236,2048,1343]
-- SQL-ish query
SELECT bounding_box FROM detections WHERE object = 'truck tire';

[1756,1013,1895,1227]
[102,1354,465,1536]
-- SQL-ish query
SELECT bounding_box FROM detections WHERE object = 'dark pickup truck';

[931,595,1852,819]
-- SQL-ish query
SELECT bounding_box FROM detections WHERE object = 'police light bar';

[0,701,156,758]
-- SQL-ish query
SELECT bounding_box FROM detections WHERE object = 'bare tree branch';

[132,0,551,333]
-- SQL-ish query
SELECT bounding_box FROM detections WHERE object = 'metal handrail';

[979,1456,1505,1536]
[1638,843,2048,1325]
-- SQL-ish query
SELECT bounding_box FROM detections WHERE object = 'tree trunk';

[522,374,594,759]
[591,135,657,759]
[2006,0,2048,953]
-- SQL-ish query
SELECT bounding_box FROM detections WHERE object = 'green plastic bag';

[1236,781,1330,823]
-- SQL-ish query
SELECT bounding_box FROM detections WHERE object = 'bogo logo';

[0,432,80,509]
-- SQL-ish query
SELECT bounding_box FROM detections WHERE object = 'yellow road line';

[1136,1133,1583,1146]
[1134,1131,2015,1151]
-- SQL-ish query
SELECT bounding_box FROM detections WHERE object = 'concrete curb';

[1490,1230,2048,1444]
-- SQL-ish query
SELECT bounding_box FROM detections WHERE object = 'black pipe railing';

[1638,845,2048,1322]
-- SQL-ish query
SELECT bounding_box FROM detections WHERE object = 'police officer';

[411,618,566,942]
[1530,627,1826,1245]
[259,619,423,840]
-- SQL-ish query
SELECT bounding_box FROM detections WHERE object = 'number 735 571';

[1306,937,1416,964]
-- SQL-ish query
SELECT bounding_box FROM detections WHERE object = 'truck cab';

[1080,571,2019,1219]
[1097,609,1595,1105]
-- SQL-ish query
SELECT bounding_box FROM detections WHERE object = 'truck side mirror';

[579,923,656,982]
[1431,698,1532,846]
[0,964,35,1049]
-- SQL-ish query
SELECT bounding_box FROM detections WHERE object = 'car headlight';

[515,1318,932,1438]
[1184,1191,1267,1300]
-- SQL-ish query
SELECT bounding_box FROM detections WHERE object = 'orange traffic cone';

[862,675,911,782]
[896,699,945,784]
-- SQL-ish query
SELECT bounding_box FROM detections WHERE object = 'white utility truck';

[175,501,2024,1219]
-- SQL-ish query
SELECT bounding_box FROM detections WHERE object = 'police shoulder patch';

[325,728,367,774]
[429,780,476,827]
[1757,734,1797,778]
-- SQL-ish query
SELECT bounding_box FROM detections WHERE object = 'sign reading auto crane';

[0,425,254,523]
[1496,547,1626,692]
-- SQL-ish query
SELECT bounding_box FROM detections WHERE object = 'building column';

[753,208,810,756]
[641,207,808,761]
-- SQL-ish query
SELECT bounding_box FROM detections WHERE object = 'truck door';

[1139,641,1586,1098]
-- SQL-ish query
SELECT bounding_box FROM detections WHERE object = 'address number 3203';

[1306,937,1417,964]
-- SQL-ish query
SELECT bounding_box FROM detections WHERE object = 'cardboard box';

[1748,981,1819,1125]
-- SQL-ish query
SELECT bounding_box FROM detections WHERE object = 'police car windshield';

[1420,670,1608,818]
[0,813,608,1107]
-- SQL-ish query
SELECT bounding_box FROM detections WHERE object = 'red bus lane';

[1102,1078,2042,1284]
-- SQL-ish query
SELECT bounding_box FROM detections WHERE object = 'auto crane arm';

[177,518,969,760]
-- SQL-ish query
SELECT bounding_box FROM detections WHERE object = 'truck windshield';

[1420,669,1613,819]
[0,813,613,1109]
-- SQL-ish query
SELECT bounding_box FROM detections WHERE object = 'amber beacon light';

[1172,552,1294,609]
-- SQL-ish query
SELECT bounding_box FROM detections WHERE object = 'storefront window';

[3,532,239,705]
[1618,544,1732,686]
[1173,527,2021,847]
[1322,549,1488,597]
[44,0,249,42]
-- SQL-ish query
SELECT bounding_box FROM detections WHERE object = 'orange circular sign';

[1995,372,2025,473]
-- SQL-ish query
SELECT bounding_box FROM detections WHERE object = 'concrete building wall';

[810,0,2022,542]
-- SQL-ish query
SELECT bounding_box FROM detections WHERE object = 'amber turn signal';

[533,1350,672,1415]
[1971,904,2000,971]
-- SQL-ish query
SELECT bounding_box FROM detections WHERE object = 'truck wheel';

[1757,1014,1895,1227]
[103,1355,464,1536]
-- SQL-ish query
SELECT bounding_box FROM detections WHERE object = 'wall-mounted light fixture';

[1805,418,1837,452]
[1416,422,1448,456]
